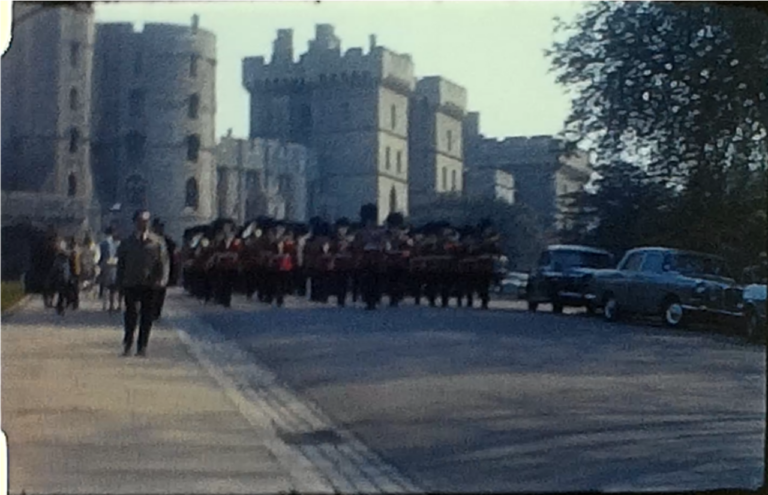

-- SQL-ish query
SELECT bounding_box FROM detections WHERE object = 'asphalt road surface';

[185,294,765,492]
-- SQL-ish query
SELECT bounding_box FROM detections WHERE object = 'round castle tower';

[92,15,216,241]
[2,2,96,204]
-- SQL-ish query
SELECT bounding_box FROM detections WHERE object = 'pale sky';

[94,1,586,141]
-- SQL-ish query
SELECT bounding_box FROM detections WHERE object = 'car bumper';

[681,304,744,318]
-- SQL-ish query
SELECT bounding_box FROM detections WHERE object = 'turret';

[271,28,293,65]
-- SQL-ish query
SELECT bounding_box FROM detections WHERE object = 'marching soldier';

[210,220,241,308]
[305,221,333,303]
[330,218,355,307]
[240,221,260,300]
[356,204,386,310]
[474,221,503,310]
[292,223,311,297]
[383,213,412,308]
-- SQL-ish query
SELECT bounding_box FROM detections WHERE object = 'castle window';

[442,167,447,191]
[390,104,397,130]
[389,186,397,214]
[69,88,78,110]
[125,131,146,163]
[129,89,145,118]
[70,42,80,68]
[451,169,457,191]
[69,128,79,153]
[126,174,146,206]
[190,54,199,77]
[447,130,453,152]
[396,150,403,174]
[188,94,200,119]
[385,147,391,170]
[185,177,199,209]
[67,173,77,197]
[187,134,201,161]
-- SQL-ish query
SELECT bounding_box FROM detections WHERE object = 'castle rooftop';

[243,24,415,94]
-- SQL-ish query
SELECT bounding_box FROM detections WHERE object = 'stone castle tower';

[1,2,96,210]
[243,25,415,224]
[91,15,217,241]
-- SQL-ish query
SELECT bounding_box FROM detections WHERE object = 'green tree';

[548,1,768,268]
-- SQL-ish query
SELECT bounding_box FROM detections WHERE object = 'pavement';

[1,291,416,495]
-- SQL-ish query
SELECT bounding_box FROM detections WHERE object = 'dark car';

[526,245,615,314]
[588,247,744,328]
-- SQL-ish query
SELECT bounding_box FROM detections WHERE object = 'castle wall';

[2,3,95,204]
[92,18,217,241]
[244,25,417,224]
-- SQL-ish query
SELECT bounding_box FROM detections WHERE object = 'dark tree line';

[548,1,767,273]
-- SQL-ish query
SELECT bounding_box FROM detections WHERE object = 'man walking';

[117,210,169,357]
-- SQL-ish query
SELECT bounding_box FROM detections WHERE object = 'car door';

[635,251,667,315]
[528,251,551,302]
[616,251,645,312]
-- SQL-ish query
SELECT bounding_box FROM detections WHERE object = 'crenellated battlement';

[415,76,467,117]
[243,25,415,94]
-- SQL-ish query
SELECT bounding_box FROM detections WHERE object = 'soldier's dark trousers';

[123,286,156,353]
[387,268,407,307]
[244,269,257,299]
[360,268,381,310]
[153,287,167,320]
[411,275,424,305]
[215,269,237,307]
[310,273,330,303]
[351,270,362,302]
[333,271,350,306]
[293,268,307,297]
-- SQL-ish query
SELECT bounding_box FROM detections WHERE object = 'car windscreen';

[672,253,732,279]
[551,250,614,269]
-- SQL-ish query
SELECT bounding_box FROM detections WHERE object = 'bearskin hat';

[385,212,405,228]
[360,203,378,224]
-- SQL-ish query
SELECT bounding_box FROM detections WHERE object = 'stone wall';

[91,16,217,242]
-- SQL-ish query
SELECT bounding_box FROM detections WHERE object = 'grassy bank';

[1,281,26,312]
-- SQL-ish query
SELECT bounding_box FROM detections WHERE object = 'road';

[177,293,765,493]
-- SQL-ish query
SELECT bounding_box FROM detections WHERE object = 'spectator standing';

[99,227,121,312]
[117,210,169,357]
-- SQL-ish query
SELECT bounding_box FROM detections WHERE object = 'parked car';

[494,271,529,299]
[525,245,615,313]
[588,247,744,328]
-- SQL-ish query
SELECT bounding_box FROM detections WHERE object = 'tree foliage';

[408,196,545,271]
[548,1,767,272]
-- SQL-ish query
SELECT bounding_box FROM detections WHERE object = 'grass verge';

[1,281,26,312]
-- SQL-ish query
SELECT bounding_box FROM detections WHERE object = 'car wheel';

[528,301,538,312]
[552,300,564,314]
[586,303,596,316]
[662,298,685,328]
[603,295,619,322]
[744,308,760,342]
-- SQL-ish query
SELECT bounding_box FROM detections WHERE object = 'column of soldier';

[180,203,504,311]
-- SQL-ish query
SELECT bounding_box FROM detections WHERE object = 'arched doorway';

[185,177,199,210]
[389,186,397,214]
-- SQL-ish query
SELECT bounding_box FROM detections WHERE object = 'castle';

[1,3,592,283]
[242,25,467,224]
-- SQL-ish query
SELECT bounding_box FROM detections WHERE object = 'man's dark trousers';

[123,286,156,353]
[153,287,167,320]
